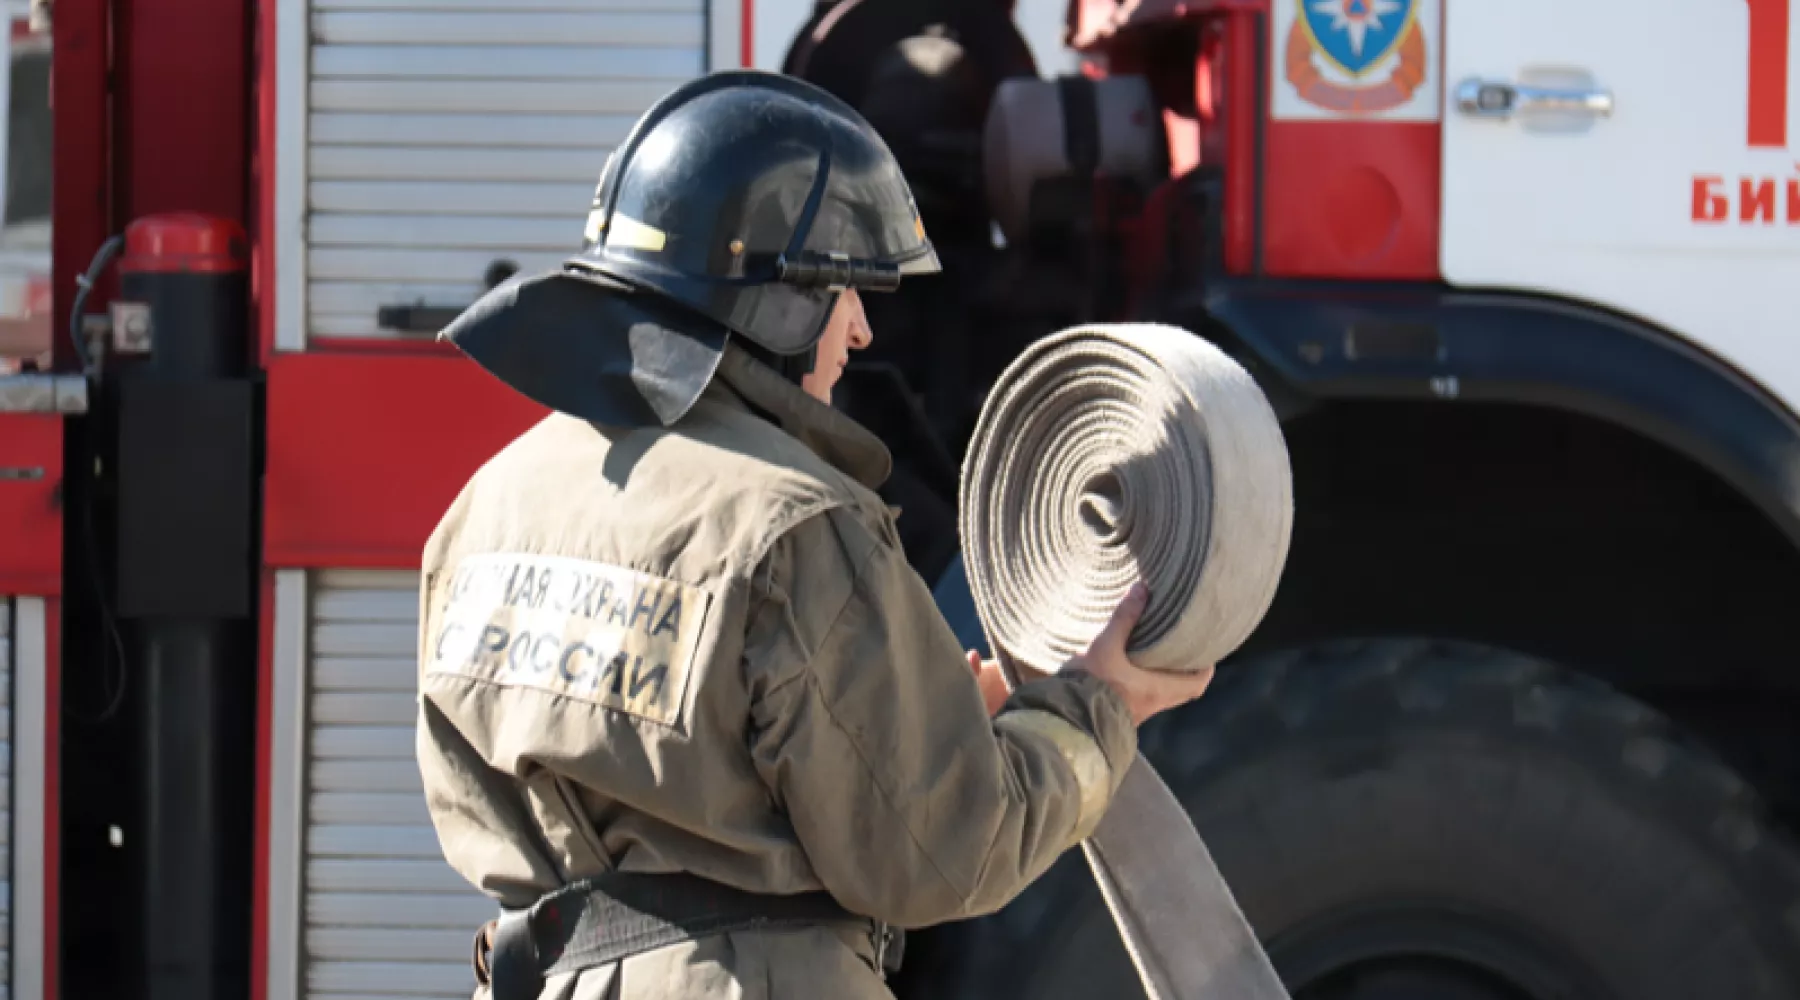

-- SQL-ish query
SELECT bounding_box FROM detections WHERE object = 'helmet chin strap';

[776,346,817,385]
[734,334,818,388]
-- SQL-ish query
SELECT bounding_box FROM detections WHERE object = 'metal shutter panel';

[304,0,706,342]
[1,600,11,1000]
[305,570,487,1000]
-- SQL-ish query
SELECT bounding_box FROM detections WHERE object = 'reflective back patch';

[426,553,713,727]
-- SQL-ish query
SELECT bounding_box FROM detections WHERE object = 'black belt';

[473,871,903,999]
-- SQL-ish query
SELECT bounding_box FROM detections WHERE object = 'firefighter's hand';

[966,650,1049,716]
[1074,582,1215,726]
[967,651,1010,716]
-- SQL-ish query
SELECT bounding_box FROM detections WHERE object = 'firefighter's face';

[803,288,873,405]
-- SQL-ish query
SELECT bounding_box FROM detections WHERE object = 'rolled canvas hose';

[960,323,1295,999]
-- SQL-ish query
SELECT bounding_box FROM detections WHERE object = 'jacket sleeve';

[744,507,1138,928]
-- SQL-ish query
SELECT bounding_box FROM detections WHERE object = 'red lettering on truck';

[1690,170,1800,224]
[1693,176,1729,222]
[1741,177,1777,222]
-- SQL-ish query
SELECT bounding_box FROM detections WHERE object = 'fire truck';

[2,0,1798,999]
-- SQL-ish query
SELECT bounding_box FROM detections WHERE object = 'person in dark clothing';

[782,0,1036,119]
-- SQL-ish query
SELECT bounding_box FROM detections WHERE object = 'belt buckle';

[487,908,544,1000]
[871,921,894,980]
[472,919,498,985]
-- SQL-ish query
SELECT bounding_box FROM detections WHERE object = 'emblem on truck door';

[1280,0,1434,117]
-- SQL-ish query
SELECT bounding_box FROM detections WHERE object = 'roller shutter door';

[2,596,44,1000]
[305,570,487,999]
[303,0,707,343]
[1,600,11,1000]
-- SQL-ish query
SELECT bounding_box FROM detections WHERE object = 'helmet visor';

[803,139,944,280]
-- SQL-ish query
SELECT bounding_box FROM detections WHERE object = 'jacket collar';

[706,343,893,491]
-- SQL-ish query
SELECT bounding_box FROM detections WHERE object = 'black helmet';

[572,69,940,355]
[441,69,940,428]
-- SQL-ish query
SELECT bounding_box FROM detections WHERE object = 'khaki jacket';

[417,344,1137,998]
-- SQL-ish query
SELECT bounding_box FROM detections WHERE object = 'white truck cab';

[1443,0,1800,412]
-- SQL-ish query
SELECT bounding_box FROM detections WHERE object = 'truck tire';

[896,639,1800,1000]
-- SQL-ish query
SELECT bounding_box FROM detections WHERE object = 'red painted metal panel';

[1222,8,1258,274]
[113,0,250,225]
[264,353,546,568]
[0,415,62,595]
[1259,119,1440,279]
[50,0,111,373]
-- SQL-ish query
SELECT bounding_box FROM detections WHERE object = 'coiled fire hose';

[960,324,1295,1000]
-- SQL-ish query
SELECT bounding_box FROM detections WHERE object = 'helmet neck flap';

[444,69,939,428]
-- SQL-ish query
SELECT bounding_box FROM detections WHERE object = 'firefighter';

[783,0,1035,248]
[421,70,1216,999]
[779,0,1044,577]
[781,0,1036,112]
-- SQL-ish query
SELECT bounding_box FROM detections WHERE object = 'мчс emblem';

[1285,0,1427,115]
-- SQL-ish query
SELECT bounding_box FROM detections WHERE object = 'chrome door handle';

[1456,78,1614,119]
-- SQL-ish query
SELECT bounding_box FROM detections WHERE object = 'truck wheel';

[898,639,1800,1000]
